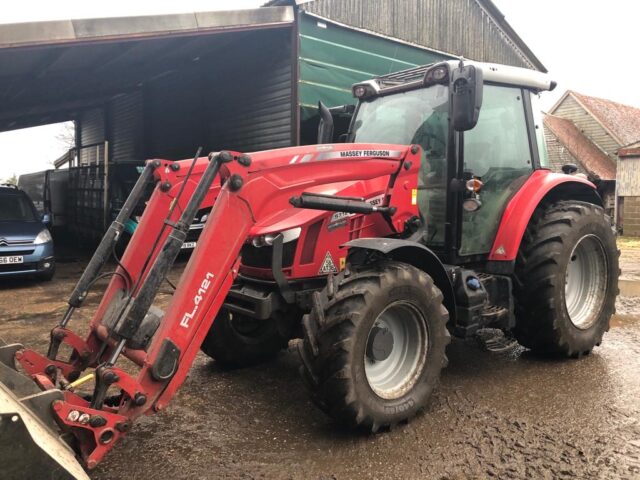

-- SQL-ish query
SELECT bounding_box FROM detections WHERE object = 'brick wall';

[623,196,640,237]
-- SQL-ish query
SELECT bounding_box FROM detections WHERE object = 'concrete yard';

[0,241,639,479]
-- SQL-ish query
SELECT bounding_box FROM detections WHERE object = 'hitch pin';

[66,372,95,390]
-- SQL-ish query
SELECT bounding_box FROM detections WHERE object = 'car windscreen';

[0,193,38,222]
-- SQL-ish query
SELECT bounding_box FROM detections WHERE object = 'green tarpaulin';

[298,13,452,120]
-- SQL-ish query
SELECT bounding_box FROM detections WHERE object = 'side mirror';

[42,213,51,225]
[317,101,334,144]
[451,64,483,131]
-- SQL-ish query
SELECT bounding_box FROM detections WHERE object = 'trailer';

[18,169,68,229]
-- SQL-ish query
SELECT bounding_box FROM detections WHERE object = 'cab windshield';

[351,85,450,245]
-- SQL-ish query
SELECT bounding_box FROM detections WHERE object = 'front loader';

[0,60,618,478]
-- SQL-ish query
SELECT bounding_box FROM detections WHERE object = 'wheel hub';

[366,326,394,362]
[364,301,428,400]
[565,234,608,329]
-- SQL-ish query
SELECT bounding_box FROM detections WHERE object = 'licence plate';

[0,256,23,264]
[181,242,197,249]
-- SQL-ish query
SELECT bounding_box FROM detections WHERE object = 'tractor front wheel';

[201,309,291,368]
[298,260,450,431]
[513,201,619,356]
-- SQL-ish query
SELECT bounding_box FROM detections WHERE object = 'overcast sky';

[1,0,639,181]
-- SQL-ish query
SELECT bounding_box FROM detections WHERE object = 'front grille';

[185,228,202,243]
[0,262,36,273]
[241,240,297,269]
[0,249,35,256]
[182,207,211,244]
[0,238,32,247]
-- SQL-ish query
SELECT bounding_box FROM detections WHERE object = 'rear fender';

[343,238,456,324]
[489,171,601,262]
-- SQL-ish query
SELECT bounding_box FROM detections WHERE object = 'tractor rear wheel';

[201,309,291,368]
[513,201,619,356]
[298,260,450,431]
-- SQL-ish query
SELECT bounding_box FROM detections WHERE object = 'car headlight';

[34,229,53,245]
[251,227,302,248]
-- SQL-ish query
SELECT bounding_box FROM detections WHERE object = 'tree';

[2,173,18,185]
[55,122,75,151]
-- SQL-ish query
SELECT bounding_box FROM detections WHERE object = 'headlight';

[251,227,302,248]
[34,229,52,245]
[352,80,379,99]
[252,236,266,248]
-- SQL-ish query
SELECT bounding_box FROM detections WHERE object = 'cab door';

[459,85,535,256]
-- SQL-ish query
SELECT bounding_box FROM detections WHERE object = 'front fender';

[489,170,601,262]
[343,238,456,324]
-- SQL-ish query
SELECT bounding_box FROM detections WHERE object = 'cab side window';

[460,85,533,256]
[464,85,532,175]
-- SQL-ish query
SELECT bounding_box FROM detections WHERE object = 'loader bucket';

[0,346,89,480]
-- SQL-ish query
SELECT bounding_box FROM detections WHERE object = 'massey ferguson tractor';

[0,60,618,479]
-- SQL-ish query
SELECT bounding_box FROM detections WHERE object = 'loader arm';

[3,144,421,472]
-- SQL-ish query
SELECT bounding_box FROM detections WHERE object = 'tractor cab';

[346,60,555,264]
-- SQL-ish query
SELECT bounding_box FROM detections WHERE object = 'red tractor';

[0,60,618,479]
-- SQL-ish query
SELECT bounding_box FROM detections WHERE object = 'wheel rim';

[564,234,608,329]
[364,301,428,400]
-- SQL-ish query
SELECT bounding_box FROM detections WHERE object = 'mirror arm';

[317,101,335,144]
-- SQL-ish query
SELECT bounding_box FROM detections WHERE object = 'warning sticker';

[411,188,418,206]
[319,251,338,274]
[339,257,346,270]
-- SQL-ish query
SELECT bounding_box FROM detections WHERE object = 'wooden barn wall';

[301,0,538,70]
[618,156,640,197]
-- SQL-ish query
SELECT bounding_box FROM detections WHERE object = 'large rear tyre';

[513,201,619,356]
[201,309,291,368]
[298,260,450,432]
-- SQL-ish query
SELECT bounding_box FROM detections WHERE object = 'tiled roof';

[619,140,640,157]
[544,114,616,180]
[570,91,640,146]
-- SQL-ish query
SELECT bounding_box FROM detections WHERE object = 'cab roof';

[373,60,556,93]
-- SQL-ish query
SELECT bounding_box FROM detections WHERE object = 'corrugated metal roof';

[0,7,294,132]
[568,91,640,147]
[544,114,616,181]
[0,8,294,49]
